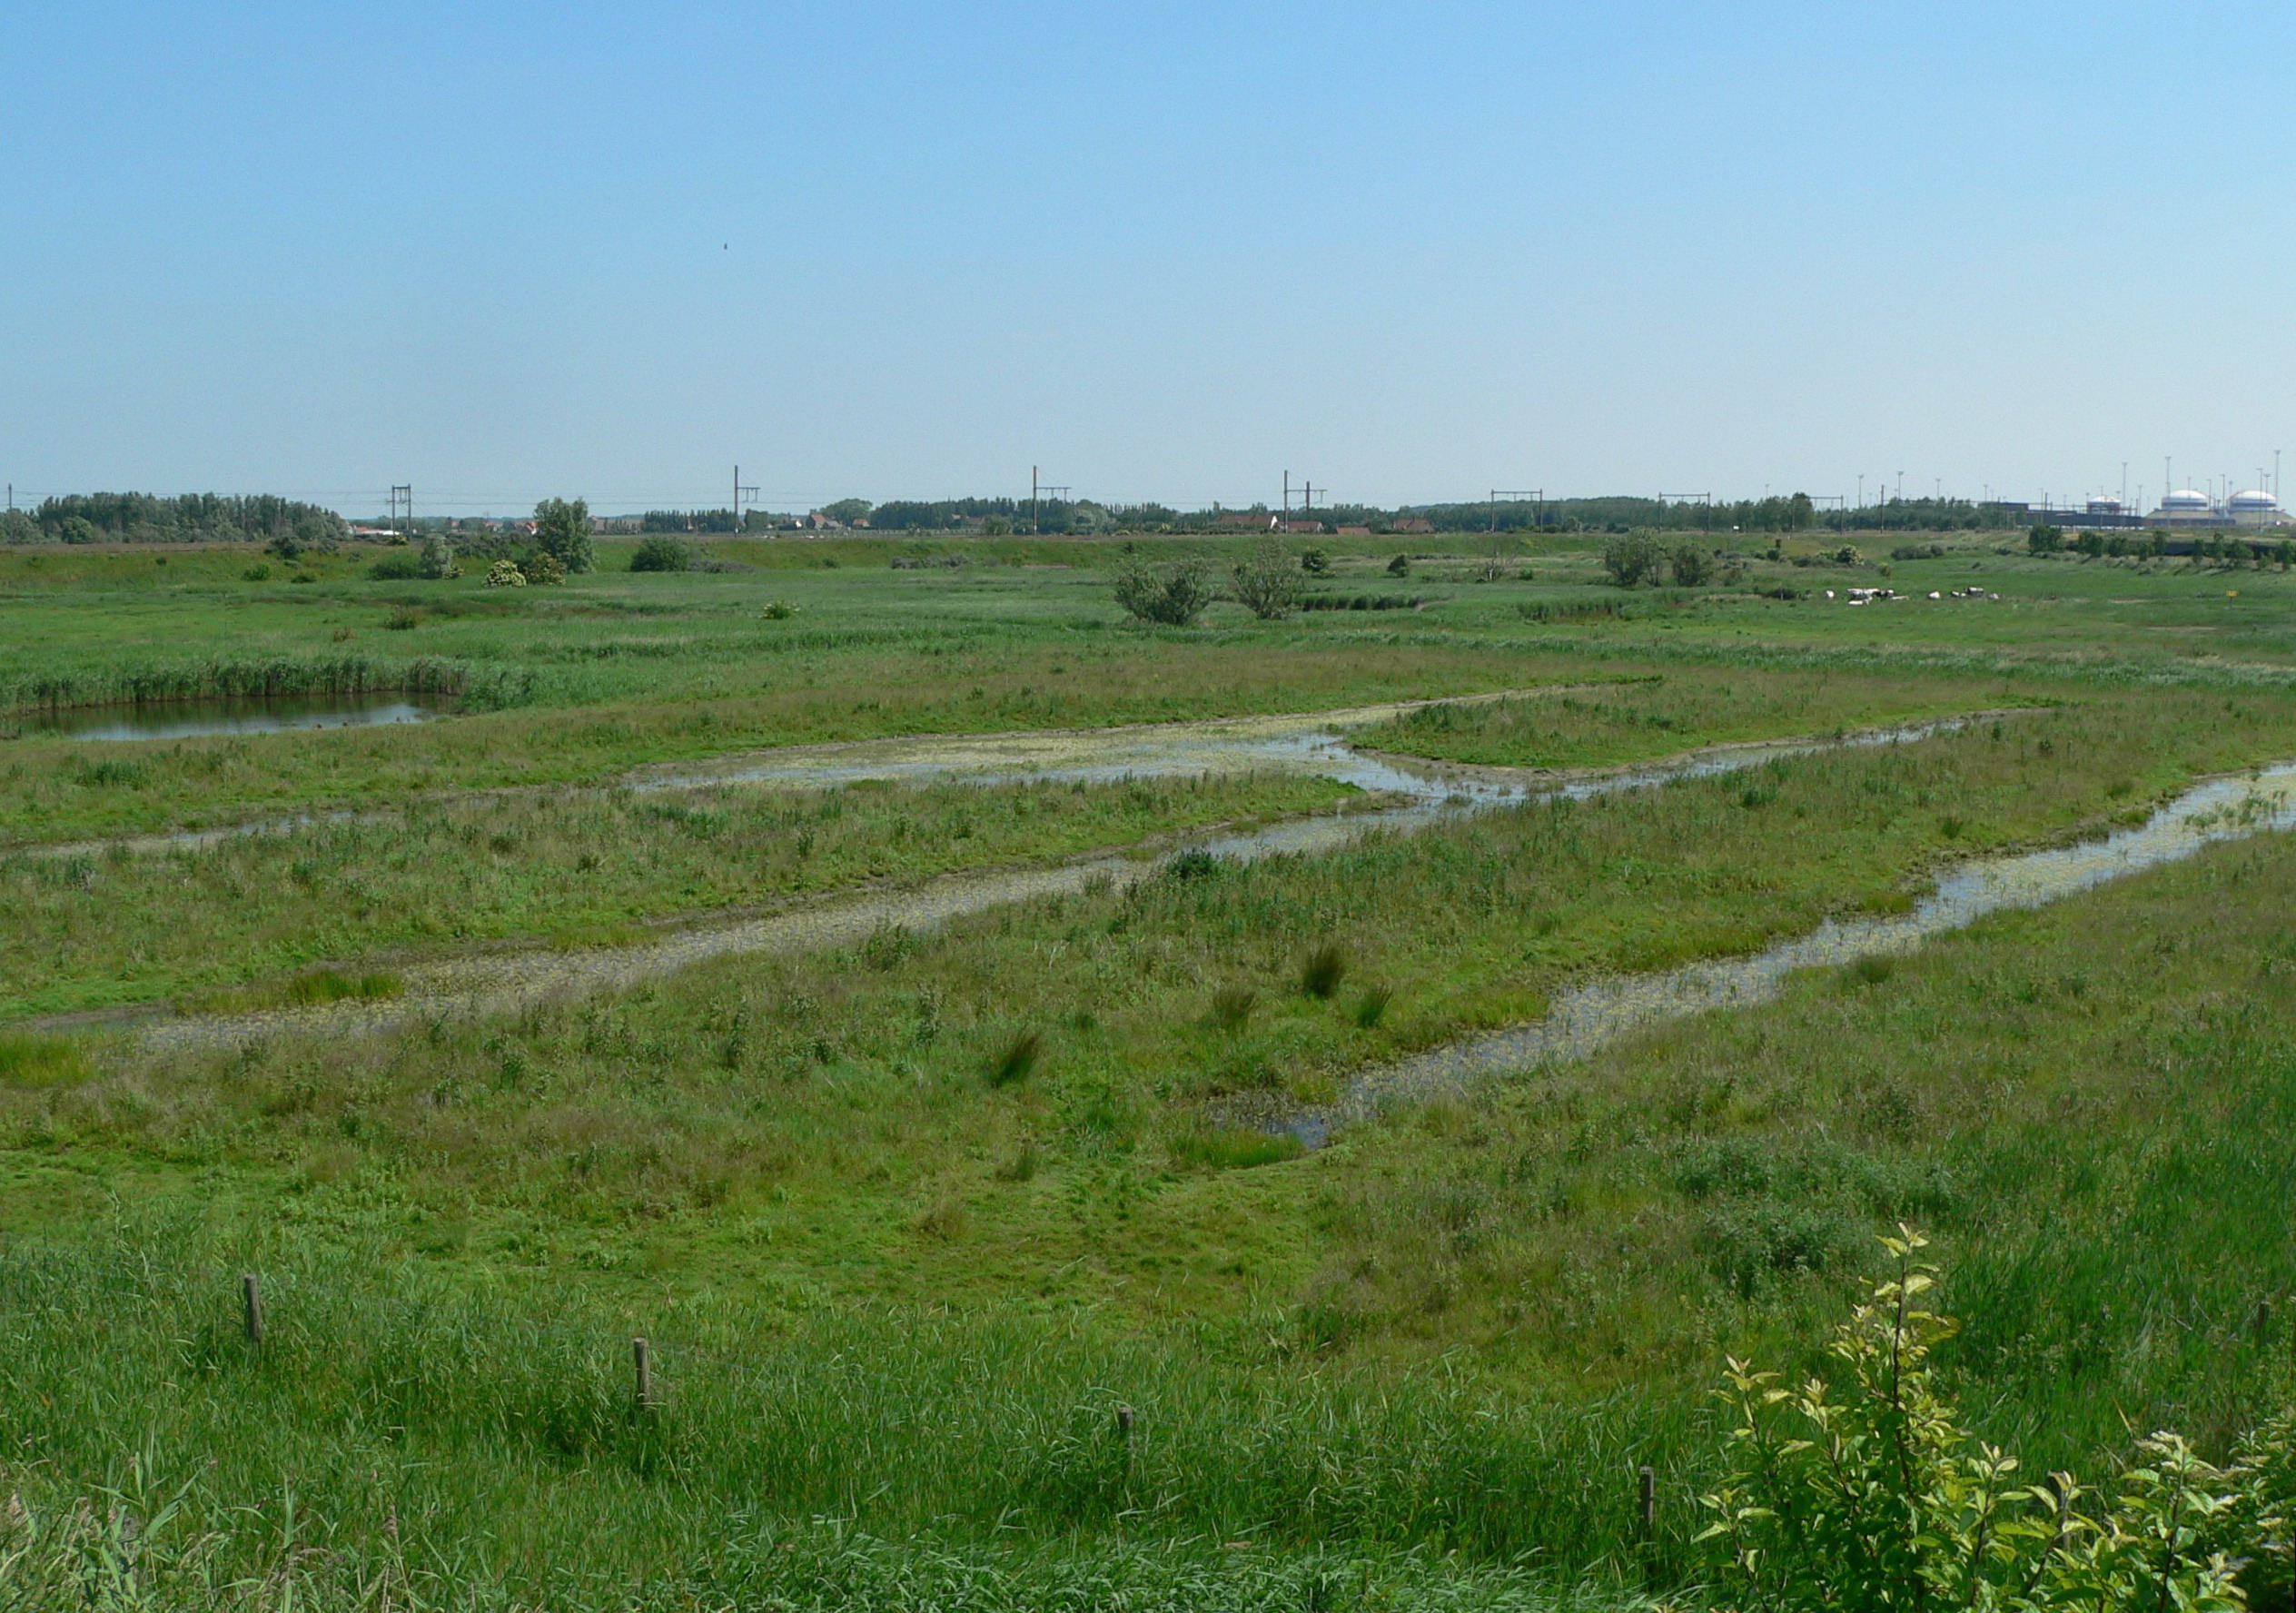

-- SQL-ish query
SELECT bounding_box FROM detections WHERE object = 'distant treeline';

[0,493,350,547]
[622,490,2030,536]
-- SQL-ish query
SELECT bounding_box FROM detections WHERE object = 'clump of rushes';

[1300,942,1347,999]
[0,1034,91,1088]
[285,969,403,1006]
[988,1031,1042,1087]
[1170,1125,1304,1170]
[1353,985,1392,1028]
[1207,986,1257,1030]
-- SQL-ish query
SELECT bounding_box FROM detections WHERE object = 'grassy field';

[2,530,2294,1607]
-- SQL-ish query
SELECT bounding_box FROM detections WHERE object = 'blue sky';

[4,2,2292,515]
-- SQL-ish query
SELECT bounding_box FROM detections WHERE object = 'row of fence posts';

[238,1278,1685,1572]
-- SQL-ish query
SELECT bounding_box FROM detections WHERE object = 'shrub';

[1353,985,1392,1028]
[524,549,567,586]
[1231,537,1301,619]
[1668,542,1714,587]
[760,599,798,619]
[1300,941,1347,999]
[418,537,460,579]
[987,1031,1043,1086]
[1697,1228,2285,1613]
[1299,546,1331,575]
[1113,557,1212,625]
[367,553,422,580]
[630,536,694,573]
[483,559,527,588]
[1892,541,1948,560]
[1387,553,1410,576]
[1601,529,1668,587]
[2028,523,2064,553]
[382,608,421,631]
[1161,848,1228,881]
[241,563,272,581]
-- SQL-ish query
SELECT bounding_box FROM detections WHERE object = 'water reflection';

[17,692,440,742]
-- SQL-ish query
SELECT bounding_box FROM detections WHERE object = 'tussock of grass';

[0,1033,91,1087]
[1170,1125,1304,1170]
[987,1030,1042,1086]
[1300,942,1348,999]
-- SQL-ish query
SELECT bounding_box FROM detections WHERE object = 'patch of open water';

[15,692,440,742]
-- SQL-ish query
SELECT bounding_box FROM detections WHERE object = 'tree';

[2028,524,2063,554]
[1232,537,1301,619]
[1113,557,1212,625]
[817,499,873,527]
[533,498,595,574]
[418,536,460,579]
[1601,529,1668,587]
[1668,542,1714,587]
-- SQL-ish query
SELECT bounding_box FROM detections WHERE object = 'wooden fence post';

[633,1337,655,1411]
[1639,1463,1656,1535]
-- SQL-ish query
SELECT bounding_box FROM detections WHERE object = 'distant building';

[1390,517,1435,534]
[1336,525,1371,536]
[1281,520,1321,534]
[1216,512,1274,529]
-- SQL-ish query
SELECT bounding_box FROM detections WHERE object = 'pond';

[15,692,442,742]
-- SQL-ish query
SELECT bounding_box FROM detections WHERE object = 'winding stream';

[1231,765,2296,1145]
[131,707,2011,1054]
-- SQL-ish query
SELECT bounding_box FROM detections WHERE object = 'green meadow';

[2,530,2294,1608]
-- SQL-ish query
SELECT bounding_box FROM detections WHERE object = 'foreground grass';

[5,780,2296,1604]
[0,770,1349,1019]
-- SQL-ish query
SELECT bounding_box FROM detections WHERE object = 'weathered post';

[633,1337,655,1411]
[1639,1463,1656,1535]
[242,1273,263,1348]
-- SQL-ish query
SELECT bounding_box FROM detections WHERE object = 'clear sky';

[5,2,2293,516]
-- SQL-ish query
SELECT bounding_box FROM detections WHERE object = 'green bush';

[1602,529,1668,587]
[1668,542,1714,587]
[1113,558,1212,625]
[367,554,423,581]
[1697,1228,2293,1611]
[629,537,693,573]
[1232,538,1301,619]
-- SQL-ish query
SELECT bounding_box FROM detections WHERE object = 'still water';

[17,692,440,742]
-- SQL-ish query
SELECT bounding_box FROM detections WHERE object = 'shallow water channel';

[17,691,440,742]
[131,698,2265,1104]
[1220,762,2296,1144]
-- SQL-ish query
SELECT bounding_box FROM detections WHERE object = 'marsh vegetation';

[2,530,2295,1607]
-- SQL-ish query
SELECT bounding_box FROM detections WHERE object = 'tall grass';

[0,654,497,713]
[0,1217,1693,1601]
